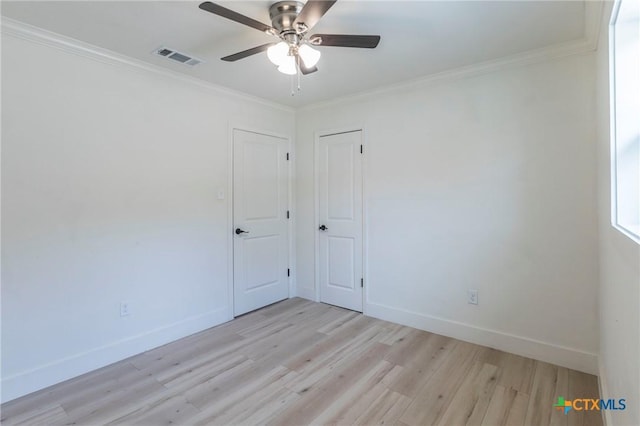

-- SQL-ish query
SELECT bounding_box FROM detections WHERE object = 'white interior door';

[318,130,363,312]
[233,129,289,316]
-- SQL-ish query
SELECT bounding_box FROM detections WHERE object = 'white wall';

[596,2,640,425]
[296,53,600,373]
[5,8,628,408]
[1,28,294,402]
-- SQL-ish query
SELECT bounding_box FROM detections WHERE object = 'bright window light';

[610,0,640,243]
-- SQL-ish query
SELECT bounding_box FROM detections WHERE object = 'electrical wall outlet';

[120,301,130,317]
[468,290,478,305]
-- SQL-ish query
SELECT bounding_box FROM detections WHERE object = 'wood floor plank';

[257,297,314,318]
[159,352,249,389]
[498,353,537,395]
[282,323,387,393]
[308,360,396,425]
[481,385,529,426]
[317,310,360,335]
[250,330,328,371]
[316,310,378,337]
[377,322,415,346]
[128,330,246,375]
[352,388,413,426]
[436,361,499,425]
[284,335,388,394]
[320,382,389,425]
[475,348,537,395]
[0,403,67,426]
[285,362,405,426]
[148,321,294,388]
[385,333,457,397]
[270,343,390,426]
[183,358,267,409]
[105,393,201,425]
[524,361,568,426]
[0,298,605,426]
[398,341,480,425]
[567,369,604,426]
[59,364,165,421]
[64,375,168,424]
[383,329,444,367]
[188,366,296,425]
[241,310,333,367]
[230,386,301,426]
[380,328,425,366]
[0,361,137,421]
[283,320,375,372]
[191,368,298,425]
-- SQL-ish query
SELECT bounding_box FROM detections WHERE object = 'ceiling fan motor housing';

[269,1,305,34]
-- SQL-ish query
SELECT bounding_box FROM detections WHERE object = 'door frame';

[313,126,368,314]
[227,124,294,319]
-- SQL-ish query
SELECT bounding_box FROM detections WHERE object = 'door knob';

[235,228,249,235]
[319,225,328,231]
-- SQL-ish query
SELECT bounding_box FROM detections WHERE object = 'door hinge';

[288,268,291,277]
[361,278,364,287]
[286,152,290,161]
[360,145,363,154]
[287,210,290,219]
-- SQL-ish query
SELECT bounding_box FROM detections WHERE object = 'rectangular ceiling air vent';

[152,46,205,67]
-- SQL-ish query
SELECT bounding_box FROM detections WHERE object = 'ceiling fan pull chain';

[290,73,295,96]
[297,56,301,92]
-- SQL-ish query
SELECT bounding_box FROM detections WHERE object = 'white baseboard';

[366,302,598,375]
[1,307,229,403]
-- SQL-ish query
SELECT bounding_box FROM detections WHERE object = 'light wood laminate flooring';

[1,298,603,425]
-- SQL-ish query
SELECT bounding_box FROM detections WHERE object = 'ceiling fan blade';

[221,43,277,62]
[293,0,337,32]
[199,2,275,34]
[311,34,381,48]
[300,63,318,75]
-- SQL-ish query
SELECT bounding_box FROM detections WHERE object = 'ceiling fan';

[198,0,381,76]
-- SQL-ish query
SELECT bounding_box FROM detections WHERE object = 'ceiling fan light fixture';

[199,1,381,84]
[277,55,297,75]
[267,41,289,66]
[298,44,321,68]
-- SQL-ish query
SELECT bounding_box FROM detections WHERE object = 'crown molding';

[2,1,606,115]
[0,17,295,114]
[300,35,597,112]
[299,2,604,112]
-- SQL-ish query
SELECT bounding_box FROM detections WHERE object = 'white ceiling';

[2,1,588,107]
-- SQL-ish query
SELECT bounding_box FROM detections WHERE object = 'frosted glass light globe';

[298,44,321,68]
[267,42,289,66]
[277,55,297,75]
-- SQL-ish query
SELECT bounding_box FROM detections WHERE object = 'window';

[610,0,640,243]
